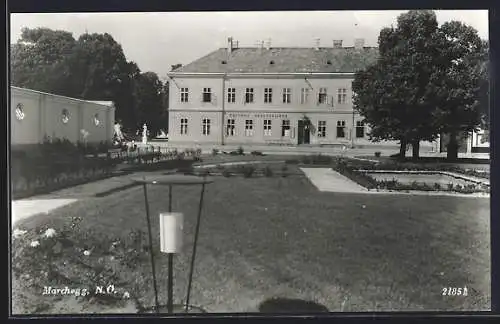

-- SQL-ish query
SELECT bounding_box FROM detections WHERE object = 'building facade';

[167,38,452,151]
[11,86,115,148]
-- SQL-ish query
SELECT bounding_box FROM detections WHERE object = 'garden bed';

[330,157,489,194]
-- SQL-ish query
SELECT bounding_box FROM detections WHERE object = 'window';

[15,103,25,120]
[356,121,365,138]
[202,118,211,135]
[301,88,310,104]
[202,88,212,103]
[180,118,188,135]
[318,121,326,138]
[338,88,347,104]
[282,88,291,104]
[318,88,327,104]
[226,118,235,136]
[264,119,272,136]
[245,120,254,136]
[281,120,291,137]
[337,120,346,138]
[245,88,254,103]
[180,88,189,103]
[264,88,273,103]
[227,88,236,103]
[61,109,70,124]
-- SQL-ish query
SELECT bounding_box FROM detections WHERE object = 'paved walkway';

[300,168,368,193]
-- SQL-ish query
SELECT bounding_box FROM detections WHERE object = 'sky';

[10,10,489,78]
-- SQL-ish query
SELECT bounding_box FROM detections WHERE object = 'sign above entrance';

[227,113,288,119]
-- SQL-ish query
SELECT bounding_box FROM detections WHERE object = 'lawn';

[12,166,491,313]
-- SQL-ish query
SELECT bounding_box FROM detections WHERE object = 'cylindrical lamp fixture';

[159,212,184,254]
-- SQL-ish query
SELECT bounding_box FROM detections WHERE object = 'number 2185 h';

[442,287,468,296]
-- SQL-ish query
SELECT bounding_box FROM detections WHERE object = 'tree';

[65,33,140,133]
[10,27,77,96]
[353,10,442,159]
[431,23,488,160]
[132,71,165,136]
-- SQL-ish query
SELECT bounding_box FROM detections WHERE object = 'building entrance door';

[297,120,310,145]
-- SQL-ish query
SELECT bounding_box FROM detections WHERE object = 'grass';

[12,166,490,313]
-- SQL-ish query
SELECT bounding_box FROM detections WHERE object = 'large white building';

[167,37,404,148]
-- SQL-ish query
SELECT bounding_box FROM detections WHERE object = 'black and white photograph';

[9,9,490,315]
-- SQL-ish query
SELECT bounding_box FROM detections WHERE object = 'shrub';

[212,148,219,156]
[301,156,312,164]
[374,151,381,157]
[251,150,264,156]
[222,169,232,177]
[264,166,274,177]
[285,159,299,164]
[434,183,441,190]
[229,151,240,156]
[195,148,202,157]
[281,165,289,177]
[237,146,244,155]
[242,165,255,178]
[447,183,454,191]
[311,154,332,165]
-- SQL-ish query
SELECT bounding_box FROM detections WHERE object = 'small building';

[11,86,115,149]
[167,37,437,150]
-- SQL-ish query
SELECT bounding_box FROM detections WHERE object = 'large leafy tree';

[353,10,442,159]
[10,27,77,96]
[132,71,166,136]
[431,23,488,159]
[353,10,488,160]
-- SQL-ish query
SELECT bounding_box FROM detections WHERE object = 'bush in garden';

[212,148,219,156]
[311,154,332,165]
[222,169,232,177]
[374,151,381,157]
[281,165,289,177]
[251,150,264,156]
[237,146,244,155]
[264,166,274,177]
[434,183,442,190]
[285,159,299,164]
[447,183,454,191]
[242,165,255,178]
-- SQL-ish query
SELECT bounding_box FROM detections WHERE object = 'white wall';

[11,87,115,146]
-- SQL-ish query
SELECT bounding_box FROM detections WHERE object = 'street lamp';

[132,174,214,314]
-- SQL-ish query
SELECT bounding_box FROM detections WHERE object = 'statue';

[114,122,124,143]
[142,123,148,144]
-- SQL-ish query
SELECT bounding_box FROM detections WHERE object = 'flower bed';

[330,157,489,194]
[12,224,154,313]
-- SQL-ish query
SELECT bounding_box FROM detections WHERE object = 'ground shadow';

[258,297,329,313]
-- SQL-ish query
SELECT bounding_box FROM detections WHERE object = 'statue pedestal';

[142,136,147,145]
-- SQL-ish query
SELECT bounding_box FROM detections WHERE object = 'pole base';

[140,304,207,314]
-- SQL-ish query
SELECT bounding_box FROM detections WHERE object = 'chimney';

[354,38,365,49]
[227,37,234,54]
[314,37,320,50]
[333,39,343,48]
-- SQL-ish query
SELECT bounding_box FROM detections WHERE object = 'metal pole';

[168,253,174,313]
[143,183,160,313]
[185,183,206,312]
[167,185,173,314]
